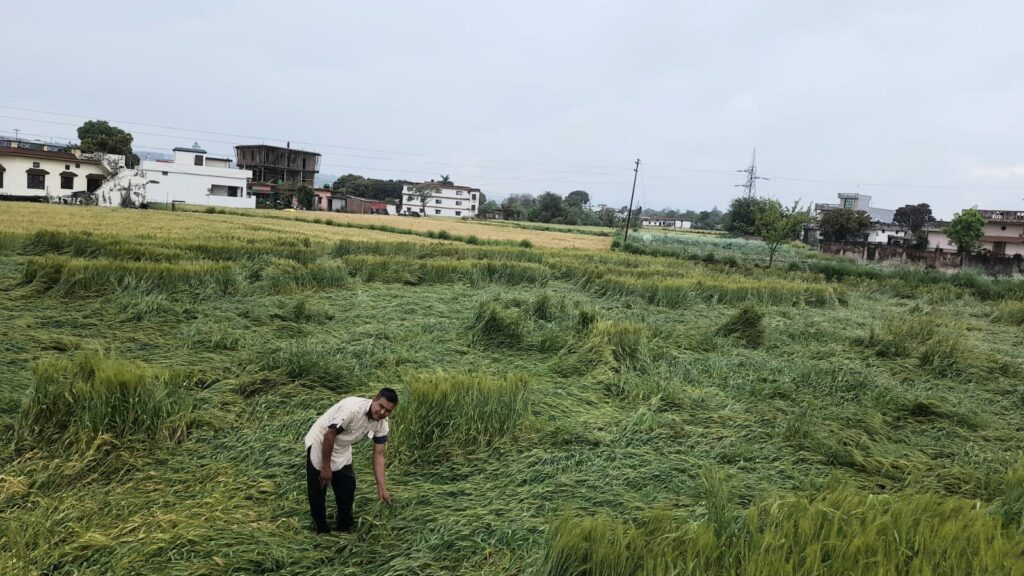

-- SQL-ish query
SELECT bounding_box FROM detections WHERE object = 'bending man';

[304,388,397,533]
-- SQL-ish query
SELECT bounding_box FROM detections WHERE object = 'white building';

[641,218,691,229]
[400,181,480,217]
[926,210,1024,257]
[141,143,254,208]
[0,139,114,200]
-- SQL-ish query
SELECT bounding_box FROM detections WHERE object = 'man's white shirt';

[305,397,389,471]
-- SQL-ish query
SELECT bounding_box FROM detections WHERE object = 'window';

[993,242,1007,255]
[32,162,40,168]
[455,200,462,205]
[435,209,441,215]
[419,208,424,213]
[61,176,74,189]
[162,171,168,176]
[471,204,476,211]
[435,198,442,204]
[455,211,462,216]
[28,174,45,189]
[407,195,414,201]
[842,198,855,209]
[194,155,204,166]
[75,163,80,168]
[471,193,477,201]
[65,164,70,170]
[456,190,463,196]
[0,172,4,189]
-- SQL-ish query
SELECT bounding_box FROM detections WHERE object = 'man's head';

[370,388,398,421]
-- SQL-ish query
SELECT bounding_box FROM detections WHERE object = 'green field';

[1,204,1023,575]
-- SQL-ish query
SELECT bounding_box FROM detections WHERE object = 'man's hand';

[319,467,332,489]
[377,487,392,504]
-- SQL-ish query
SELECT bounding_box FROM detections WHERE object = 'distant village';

[1,134,1021,270]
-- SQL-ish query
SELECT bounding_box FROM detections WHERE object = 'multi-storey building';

[926,209,1024,256]
[234,144,320,205]
[400,181,480,217]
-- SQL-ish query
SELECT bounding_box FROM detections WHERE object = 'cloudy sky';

[5,1,1023,218]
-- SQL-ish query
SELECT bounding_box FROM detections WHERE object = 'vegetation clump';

[715,304,765,348]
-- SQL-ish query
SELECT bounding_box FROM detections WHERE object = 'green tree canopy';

[946,208,986,254]
[565,190,590,208]
[533,192,566,223]
[893,203,936,232]
[820,208,872,242]
[725,196,770,235]
[77,120,139,167]
[755,200,811,268]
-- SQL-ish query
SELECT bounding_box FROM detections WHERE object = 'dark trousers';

[305,447,355,533]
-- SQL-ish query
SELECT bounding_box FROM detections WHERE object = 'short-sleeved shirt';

[304,397,389,472]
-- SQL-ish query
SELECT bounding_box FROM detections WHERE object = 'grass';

[1,202,1023,574]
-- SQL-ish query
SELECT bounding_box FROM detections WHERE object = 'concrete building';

[814,193,895,223]
[235,144,320,206]
[641,218,691,229]
[0,139,113,201]
[926,210,1024,256]
[140,143,254,208]
[400,181,480,217]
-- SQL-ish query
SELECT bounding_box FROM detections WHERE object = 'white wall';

[142,159,253,208]
[402,185,479,217]
[0,153,107,197]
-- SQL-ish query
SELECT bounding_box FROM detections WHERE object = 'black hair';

[376,387,399,405]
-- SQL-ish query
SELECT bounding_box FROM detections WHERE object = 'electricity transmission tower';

[735,148,768,196]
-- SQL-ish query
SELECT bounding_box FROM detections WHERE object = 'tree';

[565,190,590,208]
[478,199,500,216]
[725,196,770,235]
[414,183,440,215]
[533,192,566,223]
[755,200,811,268]
[946,208,986,254]
[596,207,618,227]
[296,185,316,210]
[501,193,536,220]
[819,208,872,242]
[893,203,935,233]
[439,174,452,184]
[77,120,139,167]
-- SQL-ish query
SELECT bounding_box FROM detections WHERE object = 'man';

[304,388,397,533]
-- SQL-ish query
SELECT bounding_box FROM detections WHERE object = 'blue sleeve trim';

[373,434,389,445]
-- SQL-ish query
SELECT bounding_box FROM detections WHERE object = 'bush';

[716,304,765,348]
[14,350,191,449]
[393,372,529,461]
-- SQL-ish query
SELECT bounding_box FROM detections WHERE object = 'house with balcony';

[805,192,906,245]
[400,180,480,217]
[926,210,1024,256]
[140,143,254,208]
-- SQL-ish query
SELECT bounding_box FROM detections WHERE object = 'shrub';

[469,301,527,347]
[993,302,1024,326]
[715,304,765,348]
[392,372,529,461]
[14,350,191,449]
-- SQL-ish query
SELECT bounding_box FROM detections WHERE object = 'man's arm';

[373,441,391,503]
[319,428,337,488]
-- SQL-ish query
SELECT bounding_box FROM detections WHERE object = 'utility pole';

[623,158,641,245]
[735,147,768,196]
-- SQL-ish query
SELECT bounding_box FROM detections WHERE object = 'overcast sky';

[5,1,1023,218]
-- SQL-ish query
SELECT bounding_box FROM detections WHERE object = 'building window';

[842,198,855,209]
[455,211,462,216]
[435,209,441,215]
[471,204,476,211]
[61,176,74,189]
[162,171,168,176]
[28,174,45,189]
[32,162,40,168]
[456,190,463,196]
[75,163,80,168]
[0,172,4,189]
[435,198,442,204]
[407,195,414,201]
[65,164,70,170]
[419,208,424,213]
[455,200,462,205]
[194,155,204,166]
[993,242,1007,255]
[471,193,477,201]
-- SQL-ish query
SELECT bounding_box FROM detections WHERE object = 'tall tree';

[533,192,566,223]
[946,208,986,254]
[893,203,936,232]
[725,196,769,235]
[755,200,811,268]
[819,208,872,242]
[501,193,535,220]
[77,120,139,167]
[565,190,590,208]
